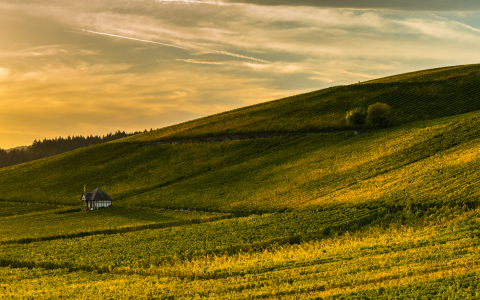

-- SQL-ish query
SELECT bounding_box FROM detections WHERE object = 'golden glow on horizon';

[1,1,480,148]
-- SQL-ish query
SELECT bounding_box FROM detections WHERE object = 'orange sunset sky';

[1,0,480,149]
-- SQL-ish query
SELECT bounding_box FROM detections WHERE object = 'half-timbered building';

[81,187,113,210]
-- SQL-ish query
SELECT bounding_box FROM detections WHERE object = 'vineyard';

[0,205,226,244]
[0,202,59,217]
[0,209,381,269]
[1,64,480,298]
[1,108,480,213]
[1,207,480,299]
[132,63,480,142]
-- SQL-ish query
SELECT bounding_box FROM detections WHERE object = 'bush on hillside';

[345,107,367,127]
[367,102,392,128]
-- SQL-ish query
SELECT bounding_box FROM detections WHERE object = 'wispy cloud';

[2,0,480,148]
[177,59,227,64]
[77,28,269,63]
[210,50,269,63]
[219,0,480,11]
[0,45,95,58]
[0,60,295,148]
[155,0,228,5]
[75,29,189,50]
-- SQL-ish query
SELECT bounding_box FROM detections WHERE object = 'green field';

[0,205,226,244]
[0,208,381,271]
[1,64,480,298]
[2,206,480,299]
[0,202,60,217]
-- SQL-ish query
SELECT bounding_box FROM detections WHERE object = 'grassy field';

[1,64,480,298]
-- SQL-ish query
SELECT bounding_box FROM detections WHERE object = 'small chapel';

[81,187,113,210]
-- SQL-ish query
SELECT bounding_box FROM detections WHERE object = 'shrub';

[345,107,367,127]
[367,102,391,127]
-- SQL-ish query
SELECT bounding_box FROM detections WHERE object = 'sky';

[1,0,480,148]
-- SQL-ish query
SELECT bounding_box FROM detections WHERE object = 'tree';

[0,130,145,169]
[367,102,391,128]
[345,107,367,127]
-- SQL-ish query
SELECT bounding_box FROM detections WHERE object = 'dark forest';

[0,130,145,168]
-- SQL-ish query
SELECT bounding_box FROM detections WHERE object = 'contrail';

[77,29,189,50]
[77,29,269,63]
[155,0,226,4]
[211,50,269,63]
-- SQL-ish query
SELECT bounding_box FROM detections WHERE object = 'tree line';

[0,130,147,168]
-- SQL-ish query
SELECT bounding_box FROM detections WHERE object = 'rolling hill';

[134,63,480,142]
[1,64,480,212]
[1,63,480,299]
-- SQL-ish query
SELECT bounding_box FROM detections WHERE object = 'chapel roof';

[81,187,113,201]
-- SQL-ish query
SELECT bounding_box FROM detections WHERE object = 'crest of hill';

[131,63,480,143]
[1,64,480,213]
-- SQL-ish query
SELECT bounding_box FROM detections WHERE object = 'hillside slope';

[1,64,480,212]
[1,204,479,299]
[133,63,480,142]
[2,64,480,299]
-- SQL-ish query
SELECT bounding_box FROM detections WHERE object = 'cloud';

[177,59,227,64]
[154,0,227,5]
[2,0,480,148]
[0,45,96,58]
[0,59,297,148]
[210,50,269,63]
[219,0,480,11]
[15,0,478,11]
[75,29,189,50]
[77,28,269,63]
